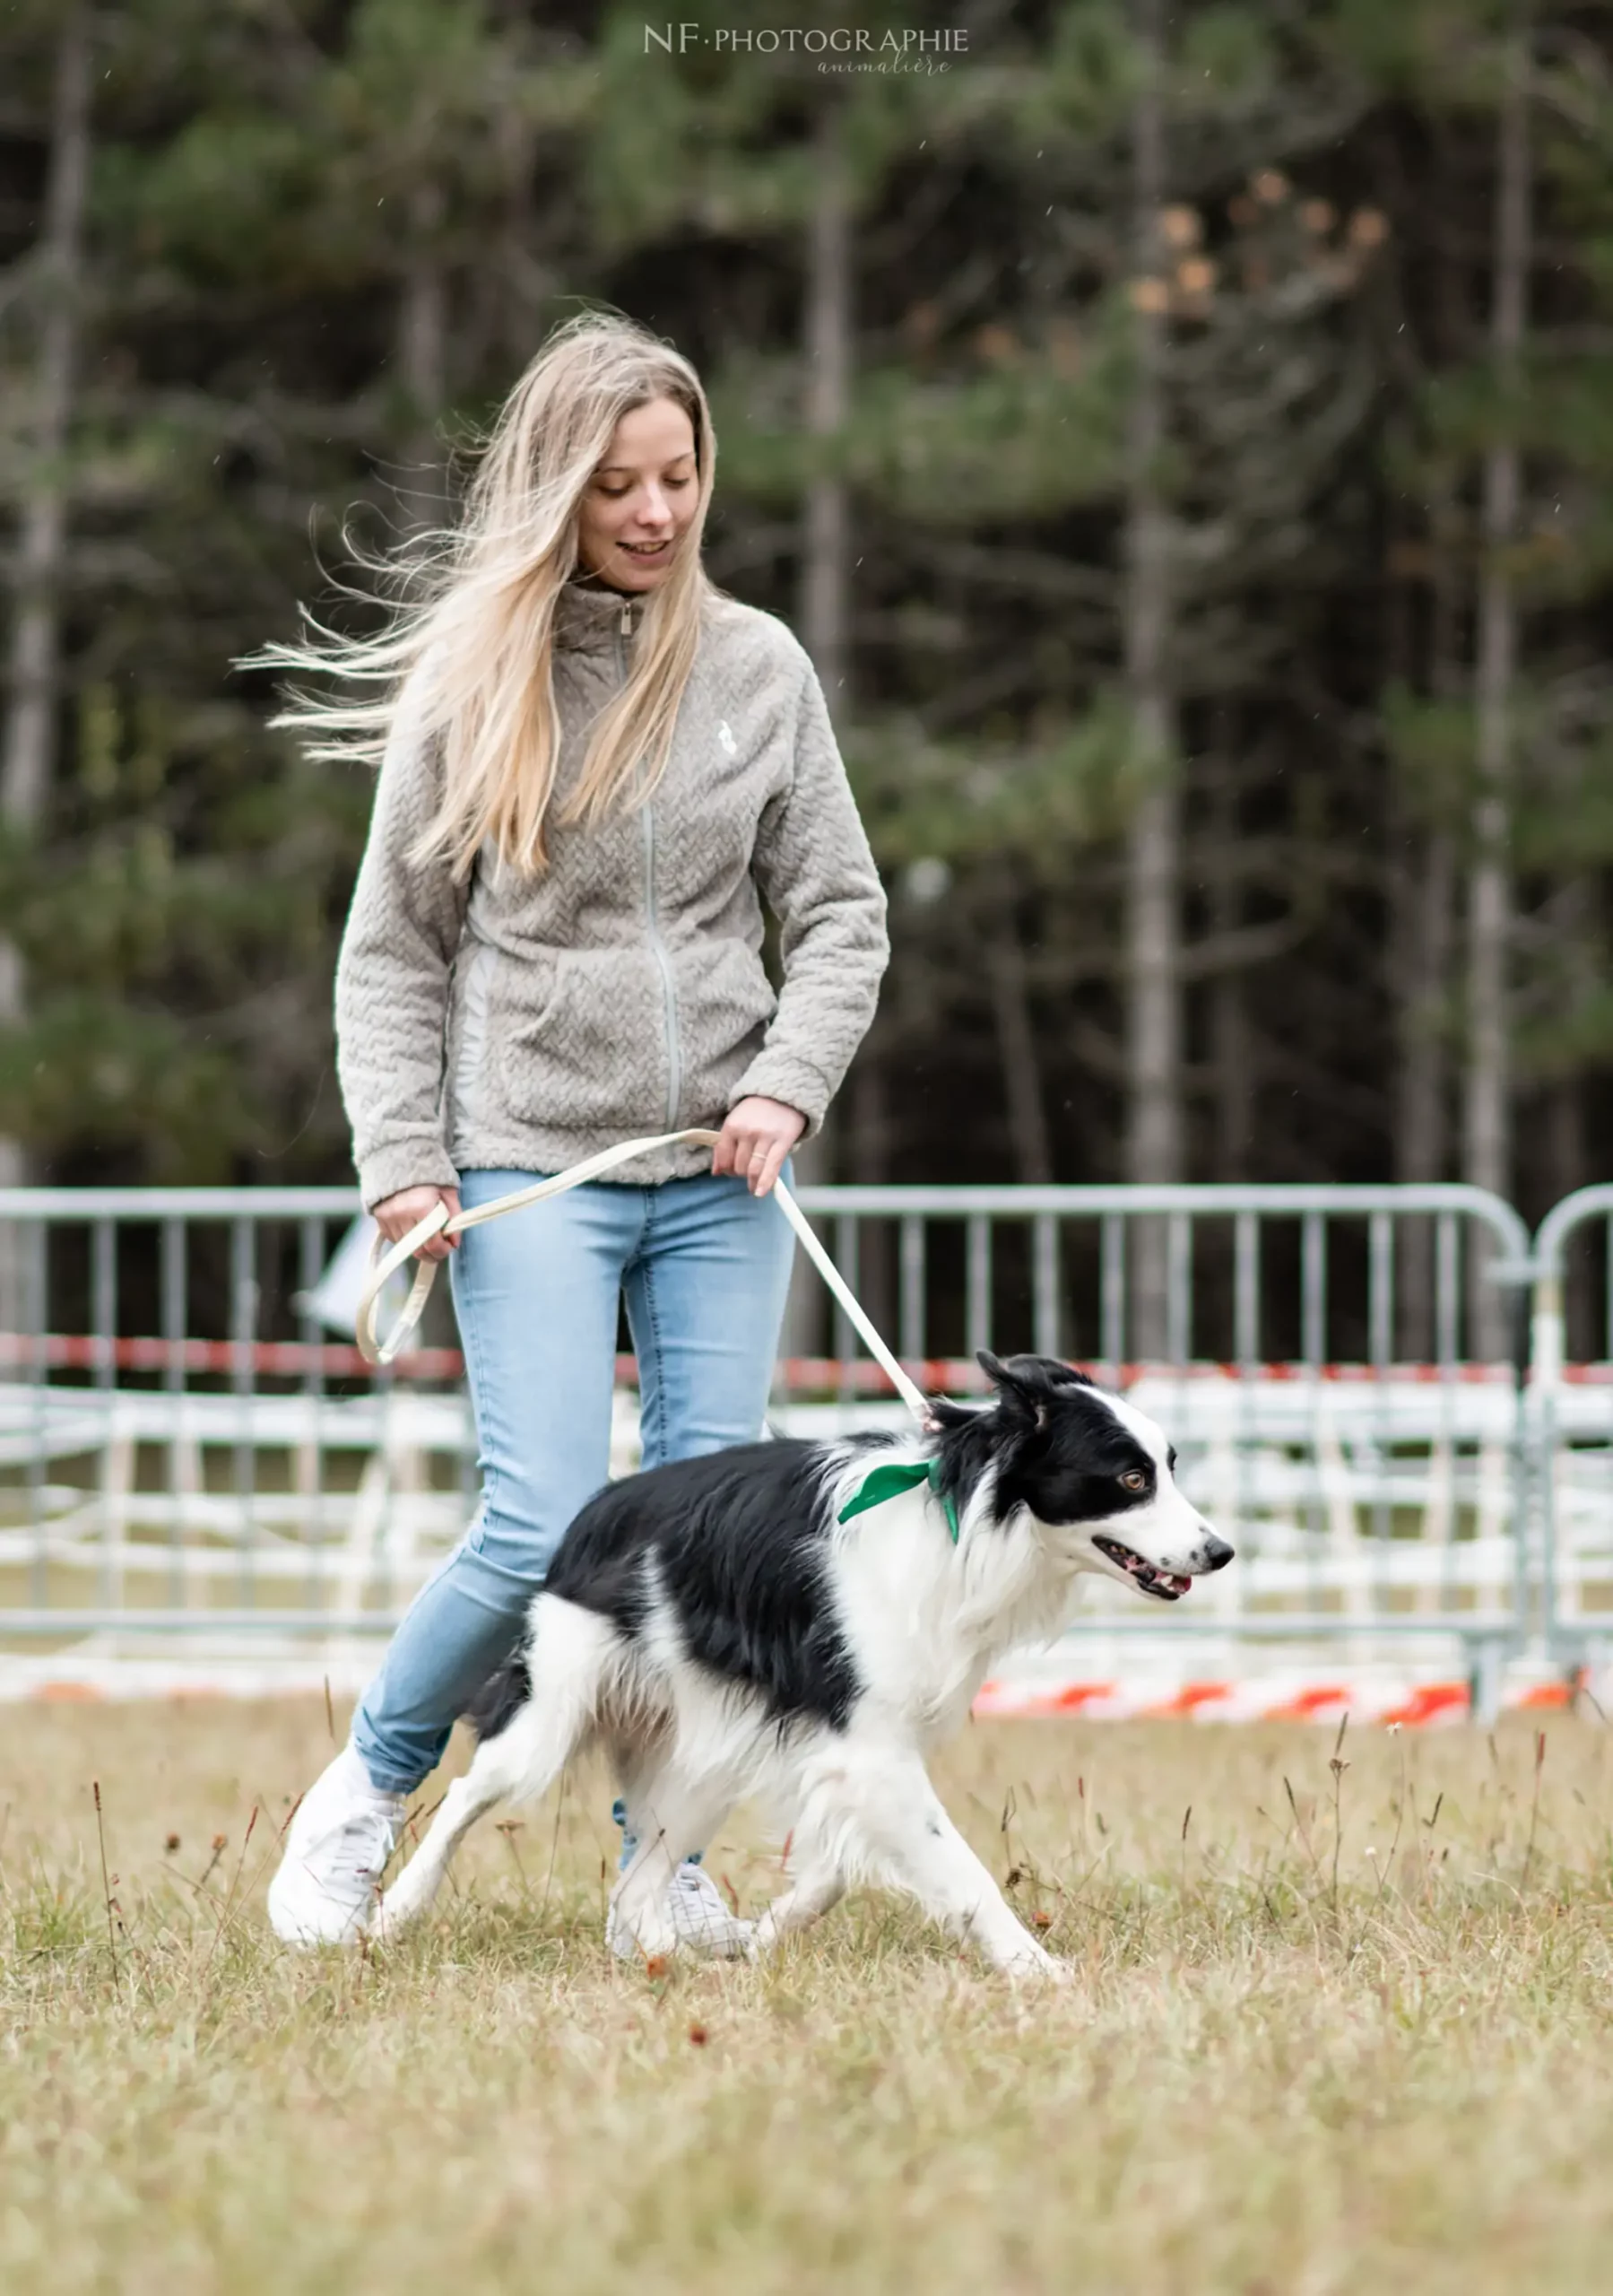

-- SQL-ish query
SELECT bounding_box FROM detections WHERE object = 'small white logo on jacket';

[717,720,738,757]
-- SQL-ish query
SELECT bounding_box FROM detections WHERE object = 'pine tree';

[0,0,91,1336]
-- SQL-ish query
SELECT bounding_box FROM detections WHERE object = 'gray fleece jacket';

[334,580,889,1207]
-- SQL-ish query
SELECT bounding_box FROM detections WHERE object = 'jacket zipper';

[619,613,681,1131]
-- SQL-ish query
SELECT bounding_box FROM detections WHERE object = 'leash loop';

[354,1126,932,1425]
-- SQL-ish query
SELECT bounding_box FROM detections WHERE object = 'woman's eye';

[1121,1470,1148,1493]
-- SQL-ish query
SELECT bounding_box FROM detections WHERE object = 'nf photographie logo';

[645,23,969,71]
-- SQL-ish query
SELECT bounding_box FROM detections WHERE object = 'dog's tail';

[464,1645,532,1743]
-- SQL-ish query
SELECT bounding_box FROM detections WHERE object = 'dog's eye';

[1120,1469,1149,1493]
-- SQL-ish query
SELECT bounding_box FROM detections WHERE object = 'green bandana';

[836,1457,960,1544]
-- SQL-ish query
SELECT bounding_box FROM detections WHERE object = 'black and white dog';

[377,1352,1233,1978]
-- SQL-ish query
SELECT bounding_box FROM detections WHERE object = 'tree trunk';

[0,3,91,1346]
[1546,1076,1587,1356]
[782,98,854,1369]
[1545,875,1594,1357]
[985,896,1054,1187]
[1398,833,1456,1193]
[846,1051,895,1342]
[1389,520,1453,1352]
[396,179,448,533]
[800,100,851,722]
[1464,13,1531,1361]
[1123,0,1181,1360]
[1393,825,1455,1354]
[1206,748,1253,1181]
[1392,483,1461,1357]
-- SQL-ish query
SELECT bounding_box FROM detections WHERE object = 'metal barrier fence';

[2,1179,1570,1707]
[1529,1185,1613,1669]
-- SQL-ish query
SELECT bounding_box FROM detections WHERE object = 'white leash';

[354,1126,933,1425]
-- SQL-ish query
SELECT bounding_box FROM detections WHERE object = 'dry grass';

[4,1700,1613,2294]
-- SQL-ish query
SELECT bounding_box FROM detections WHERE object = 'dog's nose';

[1201,1532,1235,1572]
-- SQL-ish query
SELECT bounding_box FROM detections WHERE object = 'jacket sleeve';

[334,673,471,1211]
[729,650,889,1133]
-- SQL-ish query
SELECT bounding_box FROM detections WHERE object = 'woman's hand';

[373,1183,463,1261]
[712,1097,806,1197]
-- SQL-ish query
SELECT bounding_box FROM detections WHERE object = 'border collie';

[376,1352,1233,1979]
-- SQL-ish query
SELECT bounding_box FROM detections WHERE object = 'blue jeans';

[351,1165,797,1796]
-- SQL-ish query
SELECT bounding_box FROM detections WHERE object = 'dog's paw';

[367,1894,408,1945]
[997,1942,1071,1984]
[605,1907,679,1967]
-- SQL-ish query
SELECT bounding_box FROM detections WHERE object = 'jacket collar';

[553,579,644,653]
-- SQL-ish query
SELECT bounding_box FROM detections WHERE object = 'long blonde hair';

[248,312,718,877]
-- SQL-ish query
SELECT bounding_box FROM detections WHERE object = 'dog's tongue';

[1118,1551,1192,1596]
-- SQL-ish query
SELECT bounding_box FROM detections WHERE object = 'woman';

[262,313,888,1949]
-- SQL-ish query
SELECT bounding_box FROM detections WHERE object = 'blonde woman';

[262,314,888,1950]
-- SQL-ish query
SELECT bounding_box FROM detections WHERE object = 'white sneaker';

[267,1744,405,1946]
[607,1862,754,1962]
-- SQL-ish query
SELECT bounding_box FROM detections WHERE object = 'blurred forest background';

[1,0,1609,1246]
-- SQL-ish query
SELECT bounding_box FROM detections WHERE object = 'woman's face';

[575,396,699,592]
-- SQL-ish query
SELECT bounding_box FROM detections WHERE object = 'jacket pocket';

[490,946,665,1131]
[676,937,777,1116]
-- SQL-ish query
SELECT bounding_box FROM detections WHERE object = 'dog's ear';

[977,1351,1095,1425]
[977,1350,1052,1425]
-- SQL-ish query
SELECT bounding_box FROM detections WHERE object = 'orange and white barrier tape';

[974,1665,1586,1726]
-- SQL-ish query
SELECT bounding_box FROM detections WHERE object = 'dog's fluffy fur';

[377,1352,1233,1978]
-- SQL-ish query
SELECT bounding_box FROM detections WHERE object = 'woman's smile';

[577,397,698,591]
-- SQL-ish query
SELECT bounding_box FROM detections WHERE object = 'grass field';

[5,1700,1613,2294]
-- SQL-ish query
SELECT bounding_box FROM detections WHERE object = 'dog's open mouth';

[1094,1536,1193,1602]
